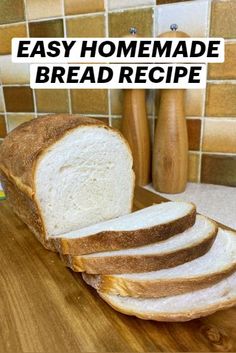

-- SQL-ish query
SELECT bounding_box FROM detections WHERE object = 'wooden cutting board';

[0,186,235,353]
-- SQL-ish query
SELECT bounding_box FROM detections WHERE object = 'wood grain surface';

[153,28,189,194]
[121,30,151,187]
[153,89,188,194]
[121,89,151,186]
[0,186,235,353]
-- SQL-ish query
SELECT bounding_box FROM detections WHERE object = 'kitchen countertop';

[0,186,235,353]
[146,182,236,231]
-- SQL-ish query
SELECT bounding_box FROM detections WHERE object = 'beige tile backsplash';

[0,23,27,55]
[188,152,200,183]
[0,56,30,85]
[3,87,34,113]
[206,83,236,117]
[7,114,34,132]
[0,88,4,112]
[109,8,153,37]
[0,0,25,25]
[0,0,235,188]
[203,119,236,154]
[210,0,236,39]
[71,89,109,115]
[35,89,69,113]
[0,115,7,138]
[25,0,63,21]
[108,0,155,11]
[66,14,105,38]
[208,43,236,80]
[29,19,64,37]
[185,89,205,117]
[64,0,105,16]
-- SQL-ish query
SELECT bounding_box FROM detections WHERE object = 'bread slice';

[83,228,236,297]
[0,115,134,250]
[54,202,196,255]
[98,271,236,322]
[63,215,217,274]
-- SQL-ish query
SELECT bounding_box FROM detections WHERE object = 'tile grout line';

[189,150,201,155]
[23,0,37,120]
[6,112,236,121]
[0,5,156,27]
[0,14,9,132]
[199,115,205,183]
[0,64,6,131]
[0,5,158,27]
[201,151,236,157]
[59,12,105,20]
[0,79,9,133]
[61,0,72,114]
[203,116,236,121]
[27,12,105,23]
[198,0,212,183]
[2,84,30,87]
[104,0,112,126]
[108,5,154,14]
[4,112,110,117]
[64,113,110,118]
[4,112,40,116]
[151,5,156,143]
[0,21,26,28]
[0,13,105,29]
[207,80,236,84]
[3,79,236,87]
[224,39,236,44]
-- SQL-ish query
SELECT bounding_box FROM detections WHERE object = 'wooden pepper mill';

[152,24,189,194]
[121,28,151,186]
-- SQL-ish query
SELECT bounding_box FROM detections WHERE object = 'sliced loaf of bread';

[63,215,217,274]
[0,115,134,250]
[83,228,236,297]
[55,202,196,255]
[98,271,236,322]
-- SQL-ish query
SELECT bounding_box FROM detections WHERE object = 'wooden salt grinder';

[152,24,189,194]
[121,28,151,186]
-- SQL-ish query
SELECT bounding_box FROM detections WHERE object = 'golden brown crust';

[0,115,107,248]
[55,206,196,255]
[0,115,106,248]
[99,291,236,322]
[0,171,55,251]
[0,115,107,194]
[83,263,236,298]
[66,226,218,274]
[0,114,134,249]
[60,253,74,267]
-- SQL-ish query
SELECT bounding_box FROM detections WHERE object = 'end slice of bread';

[98,271,236,322]
[83,228,236,297]
[55,202,196,255]
[64,215,217,274]
[0,116,135,249]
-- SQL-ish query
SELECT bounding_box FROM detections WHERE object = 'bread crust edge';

[0,115,134,250]
[56,205,196,255]
[83,262,236,298]
[67,223,218,274]
[98,290,236,322]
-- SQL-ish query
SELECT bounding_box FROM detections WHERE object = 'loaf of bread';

[98,271,236,322]
[63,215,217,274]
[83,228,236,297]
[0,115,135,251]
[55,201,196,255]
[1,114,235,322]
